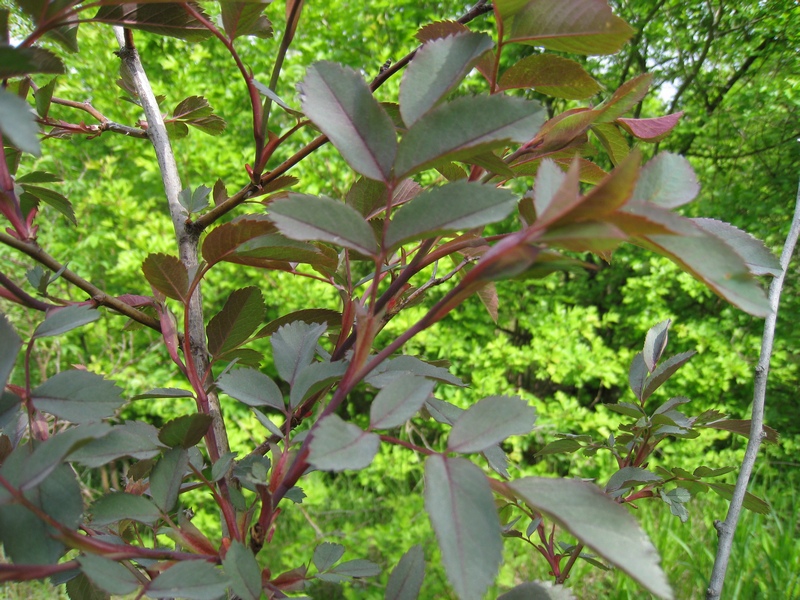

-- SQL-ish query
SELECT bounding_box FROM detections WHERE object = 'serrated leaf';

[289,360,347,408]
[0,313,22,388]
[535,439,582,457]
[66,572,108,600]
[92,3,213,42]
[642,319,670,373]
[147,561,229,599]
[425,455,501,600]
[33,305,100,338]
[642,351,695,400]
[79,554,140,596]
[448,396,536,453]
[178,184,210,214]
[149,447,189,512]
[693,218,781,276]
[386,545,425,600]
[19,183,76,224]
[223,540,263,600]
[631,153,699,208]
[395,95,544,178]
[32,370,124,423]
[370,376,434,430]
[299,61,396,182]
[307,414,380,471]
[70,422,164,468]
[142,253,189,302]
[271,321,327,386]
[507,0,634,55]
[217,368,284,411]
[207,287,265,357]
[89,492,161,527]
[158,414,213,449]
[510,477,672,599]
[606,467,663,492]
[400,32,494,126]
[0,46,64,79]
[385,181,517,250]
[703,419,779,444]
[499,54,601,99]
[187,114,226,135]
[221,1,272,41]
[269,194,378,255]
[15,171,61,184]
[313,542,345,572]
[617,112,683,142]
[0,87,40,156]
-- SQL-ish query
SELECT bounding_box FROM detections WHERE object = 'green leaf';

[642,319,670,372]
[395,95,544,178]
[596,74,653,122]
[0,313,22,389]
[217,368,284,411]
[703,419,780,444]
[33,305,100,338]
[70,422,164,468]
[370,376,435,430]
[386,181,518,250]
[66,572,110,600]
[0,46,64,79]
[15,171,62,184]
[499,581,577,599]
[424,455,502,600]
[149,447,189,512]
[313,542,345,572]
[158,414,213,449]
[591,123,629,165]
[385,544,425,600]
[211,452,237,482]
[221,2,273,40]
[132,388,194,400]
[79,554,141,596]
[399,32,494,126]
[605,467,663,493]
[507,0,634,55]
[307,414,380,472]
[642,351,695,400]
[271,321,327,386]
[693,218,781,277]
[299,61,397,182]
[89,492,162,526]
[142,253,189,302]
[32,370,124,423]
[631,153,699,208]
[147,561,229,599]
[705,482,770,514]
[535,439,582,457]
[92,3,213,43]
[329,559,380,578]
[289,360,347,408]
[178,185,210,214]
[19,183,76,224]
[207,287,265,357]
[509,477,672,599]
[693,466,735,478]
[222,540,263,600]
[447,396,536,453]
[269,194,378,256]
[499,54,601,99]
[0,87,40,156]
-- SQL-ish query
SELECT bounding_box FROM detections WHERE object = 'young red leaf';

[596,73,653,122]
[221,2,273,40]
[92,3,213,42]
[142,253,189,302]
[617,112,683,142]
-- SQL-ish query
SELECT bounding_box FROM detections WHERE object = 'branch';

[0,231,161,330]
[706,177,800,600]
[0,272,57,311]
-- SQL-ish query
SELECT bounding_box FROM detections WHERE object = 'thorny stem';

[706,177,800,600]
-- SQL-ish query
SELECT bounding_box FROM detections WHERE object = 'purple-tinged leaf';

[386,181,517,250]
[33,303,97,340]
[328,559,380,578]
[0,87,40,156]
[702,419,779,444]
[32,370,124,423]
[530,108,598,155]
[386,544,425,600]
[617,112,683,142]
[289,360,347,408]
[400,32,494,126]
[313,542,345,572]
[499,54,601,99]
[255,308,342,339]
[416,21,496,82]
[447,396,536,453]
[172,95,213,120]
[369,376,435,430]
[222,540,262,600]
[605,467,663,493]
[642,319,670,373]
[0,314,21,389]
[591,123,629,165]
[217,368,284,411]
[596,74,653,122]
[70,421,164,468]
[628,352,647,401]
[507,0,634,55]
[132,388,193,400]
[509,477,672,599]
[207,287,265,357]
[425,455,502,600]
[498,581,577,599]
[221,2,273,40]
[269,194,378,256]
[395,95,544,179]
[631,153,699,208]
[149,447,188,512]
[642,351,695,400]
[540,221,627,255]
[535,439,582,457]
[92,3,213,43]
[147,561,229,599]
[367,355,465,388]
[79,554,141,596]
[483,443,510,478]
[0,46,64,79]
[299,62,396,182]
[693,218,781,276]
[178,184,210,214]
[142,253,189,302]
[158,414,213,449]
[532,159,567,219]
[271,321,327,386]
[606,402,646,418]
[307,414,380,472]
